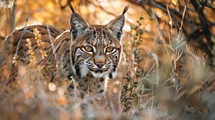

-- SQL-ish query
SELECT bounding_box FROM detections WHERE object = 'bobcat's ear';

[107,5,129,40]
[70,13,89,40]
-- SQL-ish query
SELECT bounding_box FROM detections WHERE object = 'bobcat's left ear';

[107,5,129,40]
[69,4,89,41]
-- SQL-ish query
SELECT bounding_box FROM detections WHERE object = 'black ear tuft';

[68,2,75,13]
[122,5,129,15]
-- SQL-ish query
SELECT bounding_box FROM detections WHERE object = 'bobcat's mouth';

[88,67,109,73]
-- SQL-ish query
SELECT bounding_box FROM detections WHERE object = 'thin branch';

[179,5,187,35]
[166,4,173,28]
[14,12,31,56]
[151,10,168,53]
[9,0,16,33]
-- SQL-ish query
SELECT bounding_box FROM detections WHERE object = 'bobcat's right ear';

[69,8,89,40]
[106,5,129,41]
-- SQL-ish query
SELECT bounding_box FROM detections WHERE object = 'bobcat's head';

[68,6,128,79]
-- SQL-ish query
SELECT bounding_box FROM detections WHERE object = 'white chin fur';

[91,72,104,78]
[111,71,117,78]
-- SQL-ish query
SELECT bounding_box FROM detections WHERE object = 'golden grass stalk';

[26,38,37,67]
[33,28,47,60]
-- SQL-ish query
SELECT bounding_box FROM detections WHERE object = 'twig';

[179,5,186,35]
[166,3,173,46]
[9,0,16,33]
[166,4,173,28]
[46,24,57,63]
[14,12,31,56]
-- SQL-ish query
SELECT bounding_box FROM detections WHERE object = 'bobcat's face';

[71,26,122,78]
[62,6,128,79]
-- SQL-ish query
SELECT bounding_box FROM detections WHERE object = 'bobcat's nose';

[95,62,105,68]
[94,55,106,68]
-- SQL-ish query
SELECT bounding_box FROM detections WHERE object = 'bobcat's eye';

[105,46,116,54]
[82,46,94,53]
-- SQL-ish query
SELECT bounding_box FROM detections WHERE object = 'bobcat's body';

[0,25,64,83]
[0,25,64,64]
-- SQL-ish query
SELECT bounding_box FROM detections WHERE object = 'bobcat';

[50,5,129,98]
[1,5,129,99]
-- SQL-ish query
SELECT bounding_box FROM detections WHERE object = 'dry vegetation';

[0,0,215,120]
